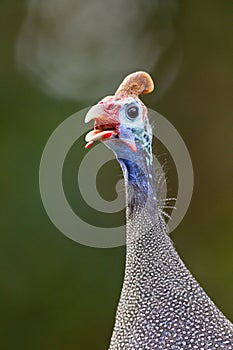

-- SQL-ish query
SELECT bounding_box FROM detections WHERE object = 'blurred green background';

[1,1,232,349]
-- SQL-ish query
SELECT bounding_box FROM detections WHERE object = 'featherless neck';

[117,145,159,221]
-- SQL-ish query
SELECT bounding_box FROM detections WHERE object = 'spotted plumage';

[85,71,233,349]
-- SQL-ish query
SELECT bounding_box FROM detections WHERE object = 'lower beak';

[85,128,117,143]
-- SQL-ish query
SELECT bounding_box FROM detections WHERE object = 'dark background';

[1,1,232,349]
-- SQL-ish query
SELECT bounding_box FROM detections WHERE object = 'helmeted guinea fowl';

[84,72,233,349]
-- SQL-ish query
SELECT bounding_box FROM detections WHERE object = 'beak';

[84,104,118,149]
[84,103,137,152]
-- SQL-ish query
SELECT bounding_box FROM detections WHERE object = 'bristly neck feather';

[114,130,170,259]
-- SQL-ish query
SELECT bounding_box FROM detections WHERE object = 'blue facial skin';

[118,124,135,146]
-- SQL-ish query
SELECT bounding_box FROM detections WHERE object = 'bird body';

[109,189,233,349]
[85,72,233,349]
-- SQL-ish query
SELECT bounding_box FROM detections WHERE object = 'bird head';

[85,71,154,158]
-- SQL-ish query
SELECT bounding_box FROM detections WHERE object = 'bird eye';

[126,105,139,119]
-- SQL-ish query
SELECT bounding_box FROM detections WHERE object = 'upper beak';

[85,104,106,123]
